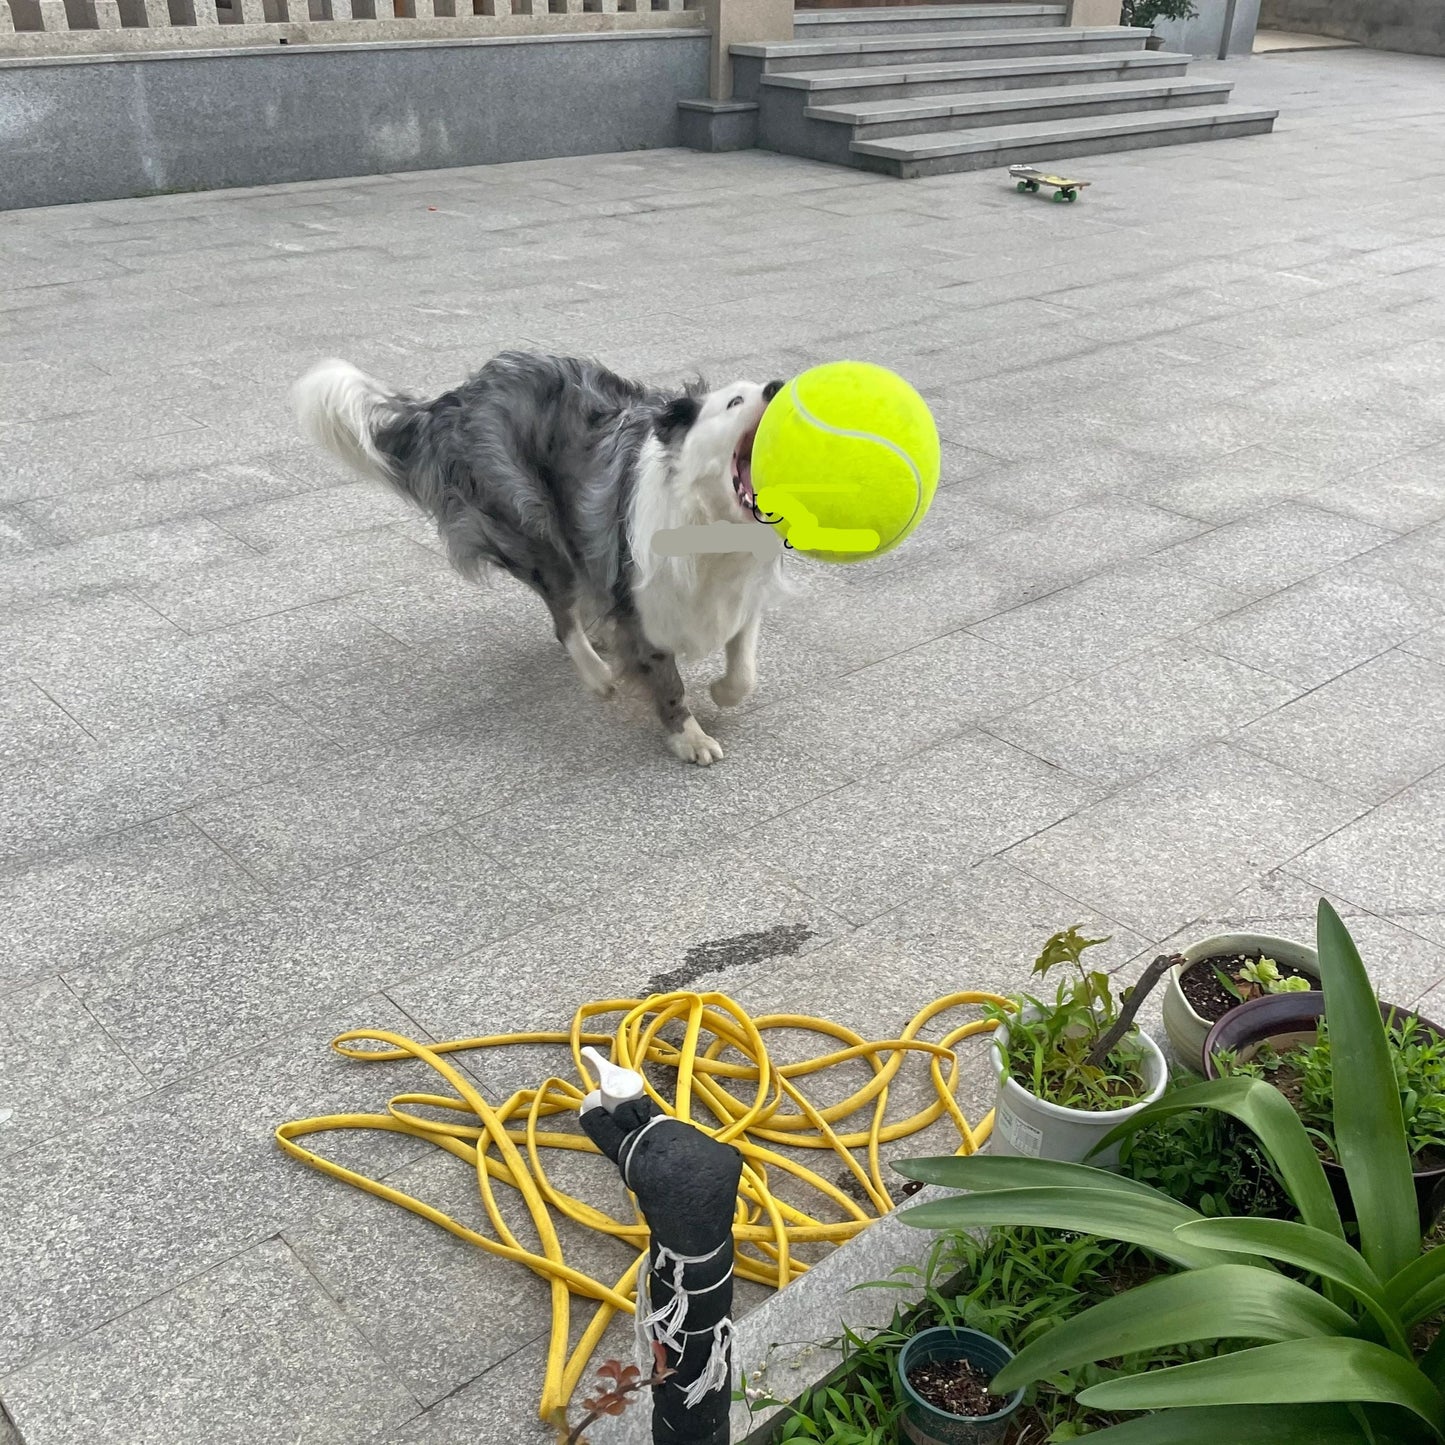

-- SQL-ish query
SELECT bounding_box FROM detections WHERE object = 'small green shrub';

[1121,0,1199,28]
[1118,1097,1294,1220]
[991,928,1152,1113]
[743,1231,1204,1443]
[1216,1014,1445,1169]
[1214,956,1314,1003]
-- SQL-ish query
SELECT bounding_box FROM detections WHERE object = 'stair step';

[850,103,1279,176]
[795,4,1066,36]
[807,77,1234,134]
[758,50,1192,103]
[735,25,1152,72]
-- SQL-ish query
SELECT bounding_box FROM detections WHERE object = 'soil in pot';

[907,1358,1006,1420]
[1180,952,1319,1025]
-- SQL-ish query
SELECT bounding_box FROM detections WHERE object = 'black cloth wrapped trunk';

[581,1095,744,1445]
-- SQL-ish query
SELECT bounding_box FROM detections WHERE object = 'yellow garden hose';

[275,989,1006,1431]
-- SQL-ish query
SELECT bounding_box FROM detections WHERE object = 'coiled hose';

[276,988,1005,1429]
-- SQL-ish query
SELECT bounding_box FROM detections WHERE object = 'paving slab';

[0,1239,419,1445]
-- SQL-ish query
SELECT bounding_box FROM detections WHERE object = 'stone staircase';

[729,4,1277,177]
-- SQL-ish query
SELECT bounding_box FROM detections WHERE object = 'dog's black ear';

[655,394,700,444]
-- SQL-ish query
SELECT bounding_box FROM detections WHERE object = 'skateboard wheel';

[1026,181,1039,192]
[1016,180,1029,192]
[1052,189,1068,202]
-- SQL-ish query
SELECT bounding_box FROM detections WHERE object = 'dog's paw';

[668,718,725,767]
[566,639,617,699]
[710,672,755,709]
[581,669,616,701]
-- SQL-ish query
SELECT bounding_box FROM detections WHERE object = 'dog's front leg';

[711,614,760,709]
[623,629,724,767]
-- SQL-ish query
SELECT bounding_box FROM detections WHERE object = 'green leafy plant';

[1212,956,1313,1005]
[735,1317,907,1443]
[741,1230,1203,1443]
[991,928,1162,1112]
[1120,0,1199,29]
[896,900,1445,1442]
[1218,1014,1445,1169]
[926,1228,1224,1440]
[1118,1096,1293,1221]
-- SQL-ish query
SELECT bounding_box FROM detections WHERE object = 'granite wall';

[0,29,710,210]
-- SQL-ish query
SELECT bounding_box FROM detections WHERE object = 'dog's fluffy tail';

[292,358,415,490]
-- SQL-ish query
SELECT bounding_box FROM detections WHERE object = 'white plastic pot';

[1162,933,1319,1074]
[989,1017,1168,1168]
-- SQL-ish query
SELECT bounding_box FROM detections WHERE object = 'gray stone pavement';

[3,42,1445,1445]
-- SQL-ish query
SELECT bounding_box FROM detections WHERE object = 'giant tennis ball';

[751,362,940,564]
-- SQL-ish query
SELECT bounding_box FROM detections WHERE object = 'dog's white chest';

[635,553,764,660]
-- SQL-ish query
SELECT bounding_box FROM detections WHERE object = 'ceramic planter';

[897,1327,1023,1445]
[1163,932,1319,1074]
[1202,992,1445,1228]
[989,1017,1168,1168]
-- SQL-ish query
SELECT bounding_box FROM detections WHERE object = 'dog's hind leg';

[617,621,724,767]
[500,556,617,700]
[561,605,617,700]
[710,614,760,709]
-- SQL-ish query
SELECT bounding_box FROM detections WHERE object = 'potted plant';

[1121,0,1199,48]
[1162,932,1320,1073]
[897,1325,1024,1444]
[896,901,1445,1443]
[1204,990,1445,1227]
[989,928,1170,1167]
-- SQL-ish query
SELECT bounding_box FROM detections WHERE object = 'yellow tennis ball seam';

[784,377,928,538]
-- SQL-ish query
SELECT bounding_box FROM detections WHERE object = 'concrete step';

[751,50,1192,104]
[850,102,1279,177]
[807,77,1234,138]
[795,4,1066,37]
[733,25,1152,75]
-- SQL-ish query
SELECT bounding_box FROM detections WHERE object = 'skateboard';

[1008,164,1090,203]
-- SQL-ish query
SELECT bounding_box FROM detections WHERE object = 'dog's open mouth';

[731,425,758,518]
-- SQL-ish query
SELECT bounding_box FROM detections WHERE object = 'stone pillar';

[1067,0,1120,23]
[705,0,791,101]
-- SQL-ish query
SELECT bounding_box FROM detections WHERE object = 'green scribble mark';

[755,485,879,554]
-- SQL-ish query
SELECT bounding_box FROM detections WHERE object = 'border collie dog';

[293,352,784,765]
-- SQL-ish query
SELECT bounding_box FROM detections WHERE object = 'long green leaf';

[1318,898,1419,1279]
[892,1153,1181,1201]
[1422,1331,1445,1397]
[900,1187,1235,1270]
[1174,1216,1405,1350]
[1063,1404,1421,1445]
[992,1263,1356,1392]
[1094,1074,1344,1240]
[1388,1246,1445,1327]
[1076,1338,1445,1436]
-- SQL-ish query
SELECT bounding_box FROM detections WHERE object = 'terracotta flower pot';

[1202,992,1445,1229]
